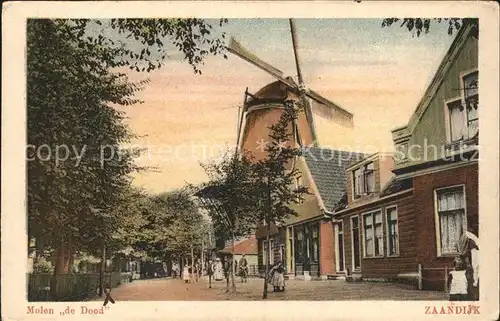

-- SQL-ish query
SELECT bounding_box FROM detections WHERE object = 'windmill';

[228,19,354,158]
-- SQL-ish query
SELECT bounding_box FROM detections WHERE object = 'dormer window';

[353,162,375,199]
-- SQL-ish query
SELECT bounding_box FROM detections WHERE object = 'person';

[194,261,200,283]
[458,227,479,300]
[223,256,233,291]
[183,264,191,284]
[239,254,248,283]
[207,260,214,288]
[213,258,224,281]
[447,257,469,301]
[269,261,285,292]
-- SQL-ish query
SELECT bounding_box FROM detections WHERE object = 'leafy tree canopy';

[381,18,478,38]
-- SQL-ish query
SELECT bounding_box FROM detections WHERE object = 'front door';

[351,216,361,271]
[335,222,345,272]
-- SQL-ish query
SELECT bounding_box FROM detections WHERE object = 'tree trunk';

[191,244,195,282]
[263,175,272,299]
[201,239,205,277]
[231,231,236,292]
[99,240,106,297]
[263,223,271,299]
[165,252,172,277]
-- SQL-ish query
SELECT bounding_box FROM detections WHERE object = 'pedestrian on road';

[224,257,233,291]
[269,261,285,292]
[447,257,469,301]
[213,258,224,281]
[207,260,214,288]
[183,264,191,284]
[238,254,248,283]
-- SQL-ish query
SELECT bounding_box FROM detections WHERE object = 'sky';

[114,19,455,194]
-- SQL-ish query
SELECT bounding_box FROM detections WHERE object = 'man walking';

[207,260,214,288]
[239,254,248,283]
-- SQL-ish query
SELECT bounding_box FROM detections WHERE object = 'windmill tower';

[229,19,354,161]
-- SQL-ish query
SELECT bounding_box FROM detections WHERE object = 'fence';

[417,264,450,292]
[28,272,132,302]
[248,265,259,277]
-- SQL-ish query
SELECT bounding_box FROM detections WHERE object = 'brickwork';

[319,220,335,275]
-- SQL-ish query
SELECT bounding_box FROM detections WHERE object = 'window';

[311,225,319,263]
[262,241,268,265]
[295,229,304,263]
[295,176,304,203]
[463,71,478,138]
[447,71,479,143]
[353,162,375,199]
[363,210,383,257]
[448,99,466,142]
[336,223,345,272]
[396,142,408,162]
[351,217,361,269]
[435,186,466,255]
[386,207,399,256]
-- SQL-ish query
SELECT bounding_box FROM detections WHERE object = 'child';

[447,257,469,301]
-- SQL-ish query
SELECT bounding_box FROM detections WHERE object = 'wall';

[340,192,416,278]
[240,105,312,161]
[401,35,478,167]
[319,219,335,275]
[413,163,478,265]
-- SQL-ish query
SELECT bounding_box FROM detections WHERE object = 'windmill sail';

[226,36,354,128]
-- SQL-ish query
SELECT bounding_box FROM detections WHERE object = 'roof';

[392,20,478,136]
[219,236,258,255]
[303,147,368,212]
[333,177,414,212]
[379,177,413,197]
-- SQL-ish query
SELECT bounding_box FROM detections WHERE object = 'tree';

[249,103,309,299]
[198,150,256,292]
[27,18,228,285]
[381,18,478,38]
[131,189,207,276]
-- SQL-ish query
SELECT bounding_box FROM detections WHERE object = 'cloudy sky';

[117,18,455,193]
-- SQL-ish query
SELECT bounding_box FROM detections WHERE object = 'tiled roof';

[379,177,413,197]
[303,147,367,212]
[219,236,258,255]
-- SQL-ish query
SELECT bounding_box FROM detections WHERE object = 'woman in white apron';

[213,258,224,281]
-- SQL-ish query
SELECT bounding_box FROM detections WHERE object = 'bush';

[33,259,54,274]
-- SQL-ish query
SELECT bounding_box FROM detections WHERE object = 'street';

[95,277,448,301]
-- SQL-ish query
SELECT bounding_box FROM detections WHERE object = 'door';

[335,222,345,272]
[351,216,361,270]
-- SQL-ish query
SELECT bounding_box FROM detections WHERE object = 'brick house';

[255,147,365,279]
[332,21,478,289]
[332,153,414,280]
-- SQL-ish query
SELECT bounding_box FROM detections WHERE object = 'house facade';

[332,21,479,289]
[332,153,415,280]
[256,148,365,279]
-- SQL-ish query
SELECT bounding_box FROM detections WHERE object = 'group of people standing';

[206,255,250,287]
[181,260,203,284]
